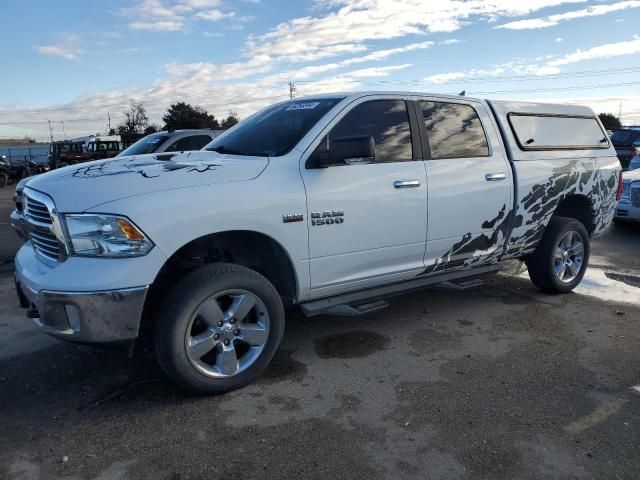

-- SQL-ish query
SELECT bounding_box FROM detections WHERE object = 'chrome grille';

[23,190,63,262]
[24,195,52,224]
[632,185,640,208]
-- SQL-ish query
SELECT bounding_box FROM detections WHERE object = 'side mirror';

[309,135,375,168]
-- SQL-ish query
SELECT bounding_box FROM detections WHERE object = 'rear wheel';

[155,263,285,394]
[0,173,6,188]
[526,216,590,293]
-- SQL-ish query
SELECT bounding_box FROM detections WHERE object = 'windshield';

[204,98,343,157]
[119,133,169,156]
[51,143,83,154]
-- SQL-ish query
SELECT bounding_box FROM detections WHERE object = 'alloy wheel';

[554,230,585,283]
[184,289,270,378]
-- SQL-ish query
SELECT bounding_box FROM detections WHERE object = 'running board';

[300,265,500,317]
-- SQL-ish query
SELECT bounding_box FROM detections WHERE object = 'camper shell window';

[508,113,609,151]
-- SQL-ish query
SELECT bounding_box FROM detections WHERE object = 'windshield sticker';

[285,102,320,111]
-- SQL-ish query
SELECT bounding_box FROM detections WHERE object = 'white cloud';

[130,20,184,31]
[422,36,640,84]
[34,33,83,60]
[124,0,241,31]
[555,37,563,42]
[337,64,413,78]
[245,0,585,64]
[548,37,640,66]
[497,0,640,30]
[441,38,460,45]
[195,9,235,21]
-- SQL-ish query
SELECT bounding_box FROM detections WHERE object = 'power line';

[294,65,640,86]
[468,81,640,95]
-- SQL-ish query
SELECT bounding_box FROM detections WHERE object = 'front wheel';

[0,173,6,188]
[526,216,590,293]
[155,263,285,394]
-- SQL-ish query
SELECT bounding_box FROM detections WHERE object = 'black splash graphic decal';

[422,158,619,274]
[70,156,221,179]
[423,204,514,275]
[504,159,618,259]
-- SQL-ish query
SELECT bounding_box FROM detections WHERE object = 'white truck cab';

[13,92,621,393]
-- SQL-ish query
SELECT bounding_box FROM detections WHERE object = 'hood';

[623,169,640,182]
[26,151,269,211]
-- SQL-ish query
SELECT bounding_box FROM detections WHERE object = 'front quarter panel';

[87,156,311,300]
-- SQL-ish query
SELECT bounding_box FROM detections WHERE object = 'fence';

[0,146,49,166]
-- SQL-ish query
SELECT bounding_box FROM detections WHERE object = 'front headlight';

[63,214,153,257]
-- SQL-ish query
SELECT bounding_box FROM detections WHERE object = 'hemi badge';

[283,214,304,223]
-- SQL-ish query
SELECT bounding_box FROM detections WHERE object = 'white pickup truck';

[13,92,621,393]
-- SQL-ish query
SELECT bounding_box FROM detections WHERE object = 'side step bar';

[300,265,500,317]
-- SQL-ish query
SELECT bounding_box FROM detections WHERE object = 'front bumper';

[15,278,148,343]
[9,209,27,239]
[14,240,166,343]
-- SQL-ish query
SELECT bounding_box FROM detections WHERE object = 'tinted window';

[329,100,413,163]
[509,114,608,150]
[421,101,489,159]
[205,98,343,157]
[165,135,212,152]
[120,133,169,156]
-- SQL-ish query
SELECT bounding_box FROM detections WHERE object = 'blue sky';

[1,0,640,140]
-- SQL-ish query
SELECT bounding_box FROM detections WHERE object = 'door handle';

[394,180,421,188]
[485,173,506,181]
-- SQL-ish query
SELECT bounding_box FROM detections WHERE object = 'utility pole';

[618,102,623,125]
[107,112,111,133]
[47,119,53,143]
[61,121,65,140]
[288,81,296,100]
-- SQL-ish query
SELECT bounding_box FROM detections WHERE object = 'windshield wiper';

[206,145,270,157]
[206,145,244,155]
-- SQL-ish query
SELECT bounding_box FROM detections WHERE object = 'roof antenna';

[459,90,466,96]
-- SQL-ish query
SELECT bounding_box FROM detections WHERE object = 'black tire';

[154,263,285,394]
[526,216,590,293]
[0,173,6,188]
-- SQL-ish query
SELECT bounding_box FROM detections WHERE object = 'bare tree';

[117,102,149,135]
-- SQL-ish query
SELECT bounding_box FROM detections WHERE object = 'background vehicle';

[24,157,50,176]
[614,169,640,223]
[48,141,91,169]
[0,155,28,185]
[12,93,620,394]
[610,128,640,170]
[117,129,223,157]
[86,135,122,160]
[0,155,8,187]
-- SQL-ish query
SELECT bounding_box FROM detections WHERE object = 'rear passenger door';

[417,99,513,272]
[301,97,428,297]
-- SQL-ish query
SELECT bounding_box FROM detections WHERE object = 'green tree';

[144,124,161,135]
[221,111,239,129]
[598,113,622,130]
[162,102,219,130]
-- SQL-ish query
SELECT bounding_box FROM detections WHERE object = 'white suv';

[118,129,223,157]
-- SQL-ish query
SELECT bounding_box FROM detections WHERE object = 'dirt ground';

[0,184,639,480]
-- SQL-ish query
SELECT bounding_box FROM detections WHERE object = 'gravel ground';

[0,183,639,479]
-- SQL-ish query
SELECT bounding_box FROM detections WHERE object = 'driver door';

[300,97,428,299]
